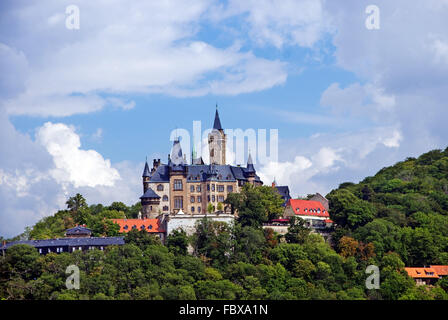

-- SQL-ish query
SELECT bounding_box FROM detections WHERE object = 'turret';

[245,151,256,183]
[142,159,151,193]
[140,187,161,219]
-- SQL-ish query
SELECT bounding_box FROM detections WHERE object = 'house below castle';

[1,226,124,255]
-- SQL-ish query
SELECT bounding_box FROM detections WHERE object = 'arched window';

[163,206,169,211]
[157,184,164,191]
[163,195,168,201]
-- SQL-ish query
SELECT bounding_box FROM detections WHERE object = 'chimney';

[153,159,161,169]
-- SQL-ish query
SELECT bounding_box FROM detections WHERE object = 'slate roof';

[148,163,261,183]
[170,139,186,166]
[275,186,291,199]
[275,186,291,206]
[140,187,161,199]
[149,164,170,182]
[65,226,92,236]
[142,161,151,177]
[213,108,223,130]
[2,237,125,250]
[246,153,256,173]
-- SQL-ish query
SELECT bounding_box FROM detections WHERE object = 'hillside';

[1,150,448,300]
[327,147,448,266]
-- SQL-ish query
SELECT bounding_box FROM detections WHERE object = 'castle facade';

[140,108,263,218]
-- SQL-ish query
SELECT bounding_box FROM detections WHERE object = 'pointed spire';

[171,138,185,165]
[246,150,255,173]
[213,105,223,130]
[142,159,150,177]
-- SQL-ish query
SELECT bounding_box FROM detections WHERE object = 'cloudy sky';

[1,0,448,238]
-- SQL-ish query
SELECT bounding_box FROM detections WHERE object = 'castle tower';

[142,159,151,193]
[140,187,161,219]
[208,106,226,165]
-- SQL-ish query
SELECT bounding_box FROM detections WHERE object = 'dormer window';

[157,184,164,191]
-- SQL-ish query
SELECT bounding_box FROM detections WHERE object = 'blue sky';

[1,0,448,237]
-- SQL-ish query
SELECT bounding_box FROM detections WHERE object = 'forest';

[1,147,448,300]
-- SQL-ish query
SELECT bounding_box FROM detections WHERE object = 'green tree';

[167,229,189,256]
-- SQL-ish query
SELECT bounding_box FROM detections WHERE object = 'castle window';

[217,185,224,192]
[174,179,183,191]
[190,185,195,192]
[124,225,129,230]
[207,184,210,191]
[207,195,210,202]
[163,195,168,201]
[218,174,222,180]
[212,195,215,202]
[196,185,201,192]
[157,184,164,191]
[197,196,202,203]
[191,206,195,213]
[140,225,145,230]
[132,225,137,229]
[148,225,153,230]
[212,184,215,191]
[190,196,195,203]
[198,206,201,213]
[226,174,232,180]
[174,196,183,209]
[163,206,169,211]
[227,185,233,192]
[218,196,224,202]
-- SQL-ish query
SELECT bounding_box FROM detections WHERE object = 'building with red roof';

[405,267,440,286]
[284,199,333,230]
[111,218,166,242]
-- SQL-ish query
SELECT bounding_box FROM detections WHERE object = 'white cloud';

[36,122,121,188]
[211,0,327,48]
[320,82,396,120]
[0,113,142,238]
[1,0,289,117]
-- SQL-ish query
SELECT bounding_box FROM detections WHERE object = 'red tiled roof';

[430,265,448,276]
[111,219,165,233]
[287,199,330,218]
[405,267,439,279]
[324,219,334,223]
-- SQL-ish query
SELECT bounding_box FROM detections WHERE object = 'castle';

[140,107,263,218]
